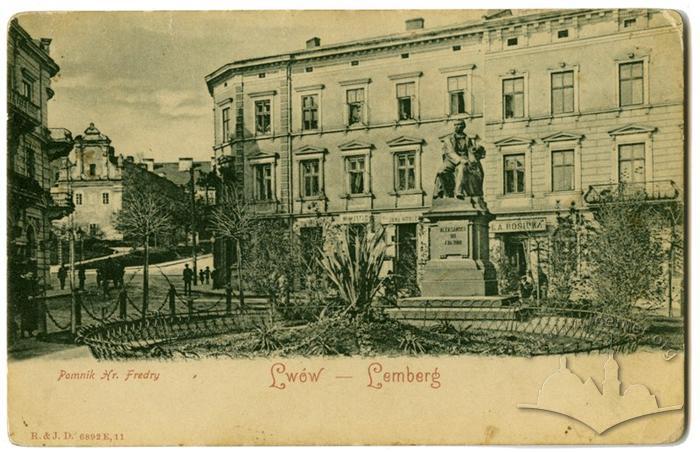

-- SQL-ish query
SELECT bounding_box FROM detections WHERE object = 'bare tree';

[209,185,254,305]
[115,187,173,318]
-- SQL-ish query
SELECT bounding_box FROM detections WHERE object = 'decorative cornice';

[541,131,585,143]
[339,77,371,87]
[216,97,233,106]
[608,124,657,136]
[294,145,328,155]
[386,136,425,147]
[248,90,277,98]
[248,151,279,161]
[339,139,373,151]
[494,136,534,147]
[294,84,325,92]
[439,64,477,74]
[388,71,423,81]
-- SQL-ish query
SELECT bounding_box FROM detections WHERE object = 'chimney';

[306,37,321,49]
[141,158,155,172]
[405,18,424,31]
[178,157,193,172]
[39,38,52,53]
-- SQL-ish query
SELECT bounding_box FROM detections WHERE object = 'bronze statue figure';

[433,120,487,209]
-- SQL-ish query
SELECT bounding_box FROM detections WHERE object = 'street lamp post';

[189,165,198,285]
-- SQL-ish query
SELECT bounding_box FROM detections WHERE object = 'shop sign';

[492,217,547,233]
[337,213,372,224]
[379,212,421,225]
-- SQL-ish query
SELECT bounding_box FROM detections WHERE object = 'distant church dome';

[81,122,111,143]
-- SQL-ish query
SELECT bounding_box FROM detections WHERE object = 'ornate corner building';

[8,19,75,292]
[205,9,684,294]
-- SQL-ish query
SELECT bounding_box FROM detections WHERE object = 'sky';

[18,10,488,162]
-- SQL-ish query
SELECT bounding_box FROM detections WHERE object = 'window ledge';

[389,189,424,196]
[495,193,531,199]
[544,190,582,197]
[340,193,373,199]
[296,195,327,202]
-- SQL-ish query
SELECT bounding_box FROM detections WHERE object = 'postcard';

[6,8,686,445]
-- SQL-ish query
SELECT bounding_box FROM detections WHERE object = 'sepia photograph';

[5,6,687,445]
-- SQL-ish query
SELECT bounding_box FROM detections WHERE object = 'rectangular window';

[557,29,569,38]
[89,164,97,176]
[301,95,319,130]
[618,143,646,184]
[75,193,83,205]
[254,99,271,135]
[448,75,468,115]
[503,77,525,119]
[551,150,575,191]
[102,193,110,204]
[301,159,321,197]
[396,82,415,120]
[504,154,526,194]
[394,152,416,192]
[551,71,574,114]
[254,163,273,200]
[623,18,636,28]
[619,61,644,106]
[221,107,230,140]
[507,37,518,46]
[89,224,98,235]
[21,79,32,100]
[346,88,365,125]
[346,156,366,194]
[26,148,35,179]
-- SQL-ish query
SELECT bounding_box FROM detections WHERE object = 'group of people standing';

[182,264,213,296]
[56,257,126,294]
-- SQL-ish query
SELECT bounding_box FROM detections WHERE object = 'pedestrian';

[19,270,38,338]
[199,269,205,285]
[116,261,125,288]
[96,267,102,288]
[183,264,194,296]
[57,264,67,290]
[537,266,549,300]
[519,273,534,303]
[204,266,211,285]
[78,266,86,291]
[211,268,217,288]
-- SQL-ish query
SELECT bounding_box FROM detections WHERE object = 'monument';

[389,120,517,324]
[423,119,497,297]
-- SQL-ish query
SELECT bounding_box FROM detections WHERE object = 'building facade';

[205,9,684,291]
[53,123,184,241]
[8,19,74,291]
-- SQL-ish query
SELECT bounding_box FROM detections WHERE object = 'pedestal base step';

[397,295,518,308]
[386,306,525,321]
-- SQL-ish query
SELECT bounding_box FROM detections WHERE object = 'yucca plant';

[319,227,387,318]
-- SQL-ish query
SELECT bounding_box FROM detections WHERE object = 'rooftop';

[205,8,592,92]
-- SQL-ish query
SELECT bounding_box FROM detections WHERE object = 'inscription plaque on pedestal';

[430,220,469,259]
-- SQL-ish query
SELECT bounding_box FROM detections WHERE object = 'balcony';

[583,180,680,204]
[8,90,41,127]
[44,127,74,160]
[48,186,74,220]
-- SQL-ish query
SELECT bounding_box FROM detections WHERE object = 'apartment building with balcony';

[205,9,684,289]
[8,19,75,294]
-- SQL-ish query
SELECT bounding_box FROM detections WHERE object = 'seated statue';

[433,120,487,209]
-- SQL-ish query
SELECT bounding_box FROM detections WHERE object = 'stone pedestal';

[420,198,498,297]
